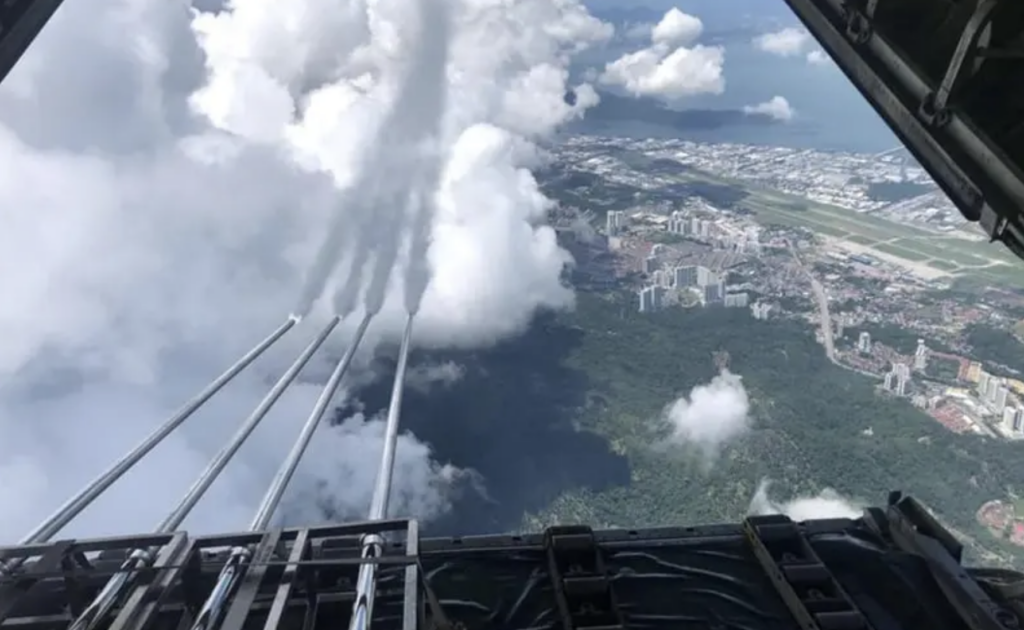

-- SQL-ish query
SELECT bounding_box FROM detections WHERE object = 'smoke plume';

[748,479,862,521]
[195,0,608,344]
[0,0,611,542]
[656,370,751,463]
[295,0,452,318]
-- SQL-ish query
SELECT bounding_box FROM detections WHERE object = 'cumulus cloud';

[280,413,474,525]
[600,7,724,102]
[0,0,611,542]
[650,8,703,48]
[748,479,862,521]
[805,49,831,66]
[752,27,810,57]
[743,95,795,122]
[657,370,751,462]
[752,26,829,66]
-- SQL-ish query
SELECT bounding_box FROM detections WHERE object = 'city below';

[545,133,1024,548]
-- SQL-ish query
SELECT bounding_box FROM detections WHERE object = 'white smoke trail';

[365,0,449,317]
[295,213,356,318]
[281,0,453,319]
[403,184,436,315]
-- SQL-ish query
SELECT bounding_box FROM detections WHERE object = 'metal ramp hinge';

[744,515,871,630]
[544,525,626,630]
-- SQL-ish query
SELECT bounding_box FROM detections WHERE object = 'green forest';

[367,286,1024,563]
[966,323,1024,376]
[517,291,1024,563]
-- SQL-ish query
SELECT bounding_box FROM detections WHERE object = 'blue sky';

[581,0,899,152]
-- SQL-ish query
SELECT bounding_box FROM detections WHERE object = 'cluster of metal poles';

[1,310,418,630]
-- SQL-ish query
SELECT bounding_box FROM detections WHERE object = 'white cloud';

[658,370,751,461]
[748,479,862,521]
[753,26,829,67]
[806,49,830,66]
[279,412,474,525]
[752,27,810,57]
[650,8,702,48]
[600,7,724,102]
[0,0,611,542]
[743,95,795,122]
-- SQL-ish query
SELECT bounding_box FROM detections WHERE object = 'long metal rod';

[156,315,341,533]
[251,312,373,531]
[189,313,375,630]
[367,314,414,521]
[349,314,415,630]
[68,317,340,630]
[17,316,298,546]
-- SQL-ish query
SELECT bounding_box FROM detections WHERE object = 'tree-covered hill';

[547,293,1024,551]
[355,290,1024,564]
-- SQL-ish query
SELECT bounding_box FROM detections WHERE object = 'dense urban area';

[537,134,1024,556]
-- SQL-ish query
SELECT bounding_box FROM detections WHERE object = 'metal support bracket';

[401,520,419,630]
[920,0,1000,128]
[543,524,625,630]
[262,530,309,630]
[744,514,870,630]
[0,0,64,84]
[841,1,873,44]
[109,531,193,630]
[886,493,1020,630]
[219,530,284,630]
[0,540,74,624]
[59,553,92,618]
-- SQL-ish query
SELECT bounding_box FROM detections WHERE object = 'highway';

[809,275,836,361]
[788,243,836,362]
